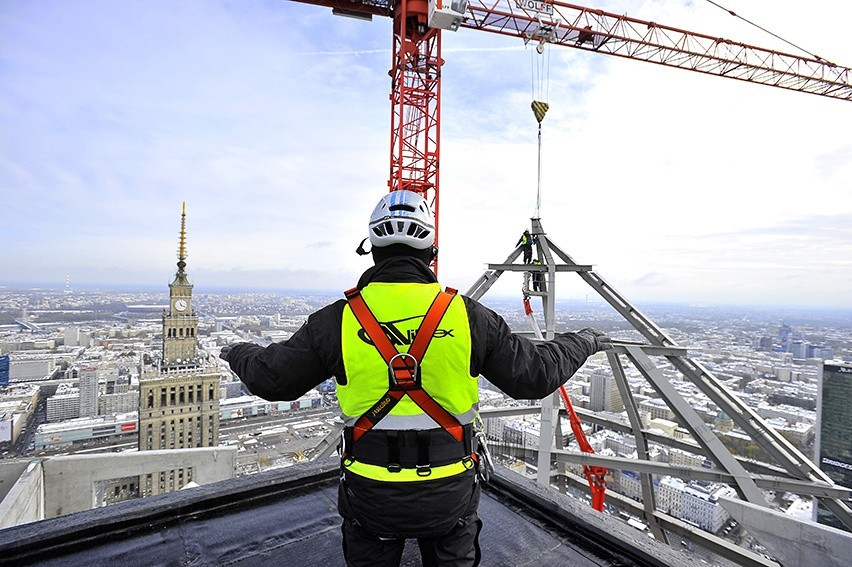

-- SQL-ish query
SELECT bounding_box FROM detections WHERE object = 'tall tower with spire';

[162,202,199,367]
[139,202,220,498]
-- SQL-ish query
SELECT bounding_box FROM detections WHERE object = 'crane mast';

[388,1,443,272]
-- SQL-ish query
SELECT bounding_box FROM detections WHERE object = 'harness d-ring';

[388,352,419,387]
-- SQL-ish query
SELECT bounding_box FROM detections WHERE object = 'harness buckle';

[416,464,432,477]
[386,463,402,473]
[388,352,421,389]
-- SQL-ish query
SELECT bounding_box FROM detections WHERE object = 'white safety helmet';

[368,190,435,250]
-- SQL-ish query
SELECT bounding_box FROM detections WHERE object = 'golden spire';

[172,202,190,285]
[178,201,187,264]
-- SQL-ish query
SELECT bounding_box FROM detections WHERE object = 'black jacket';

[226,255,603,403]
[225,254,604,538]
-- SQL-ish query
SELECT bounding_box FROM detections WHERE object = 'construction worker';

[531,258,545,292]
[516,229,535,264]
[220,190,611,567]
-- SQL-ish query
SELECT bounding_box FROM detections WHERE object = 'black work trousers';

[342,513,482,567]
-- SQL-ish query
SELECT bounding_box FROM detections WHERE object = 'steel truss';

[466,217,852,547]
[463,0,852,101]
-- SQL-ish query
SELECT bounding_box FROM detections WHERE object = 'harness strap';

[407,288,457,364]
[344,286,464,443]
[417,433,431,475]
[343,424,475,468]
[387,430,401,472]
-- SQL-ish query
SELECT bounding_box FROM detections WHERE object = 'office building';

[99,391,140,415]
[46,392,80,422]
[64,326,80,347]
[79,366,99,418]
[815,360,852,531]
[9,358,55,382]
[589,369,623,413]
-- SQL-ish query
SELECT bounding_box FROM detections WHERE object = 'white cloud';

[1,0,850,308]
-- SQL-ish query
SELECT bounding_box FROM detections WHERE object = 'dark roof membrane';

[0,460,692,566]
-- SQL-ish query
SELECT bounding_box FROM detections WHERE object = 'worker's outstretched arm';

[221,302,344,401]
[463,296,610,400]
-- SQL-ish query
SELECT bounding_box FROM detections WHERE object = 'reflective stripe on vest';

[343,408,479,431]
[339,282,477,429]
[344,455,476,482]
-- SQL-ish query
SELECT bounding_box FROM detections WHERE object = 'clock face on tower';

[174,299,188,312]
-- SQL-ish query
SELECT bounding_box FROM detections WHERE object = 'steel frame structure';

[465,217,852,554]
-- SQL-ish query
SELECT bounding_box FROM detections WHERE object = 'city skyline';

[2,1,851,308]
[2,274,848,559]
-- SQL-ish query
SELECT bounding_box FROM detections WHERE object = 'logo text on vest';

[357,317,455,347]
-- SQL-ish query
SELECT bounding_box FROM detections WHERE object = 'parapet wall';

[0,460,44,529]
[41,447,237,519]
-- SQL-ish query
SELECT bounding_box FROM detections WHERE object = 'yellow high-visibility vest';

[339,282,478,481]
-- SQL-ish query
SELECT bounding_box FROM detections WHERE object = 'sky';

[1,0,851,309]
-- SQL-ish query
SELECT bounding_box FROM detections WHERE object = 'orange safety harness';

[343,286,466,445]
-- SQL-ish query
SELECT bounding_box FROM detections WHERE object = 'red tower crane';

[291,0,851,274]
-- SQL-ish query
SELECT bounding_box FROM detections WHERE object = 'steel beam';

[571,406,796,479]
[608,350,667,542]
[310,420,345,461]
[486,263,593,272]
[552,472,777,567]
[550,450,851,500]
[479,404,798,480]
[666,355,852,530]
[466,216,852,553]
[623,346,766,505]
[466,246,523,300]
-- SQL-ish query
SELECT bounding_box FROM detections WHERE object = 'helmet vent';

[367,190,436,250]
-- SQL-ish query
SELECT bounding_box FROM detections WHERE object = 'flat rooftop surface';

[0,460,693,566]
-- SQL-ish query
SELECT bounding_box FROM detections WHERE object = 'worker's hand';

[577,328,613,353]
[219,344,236,362]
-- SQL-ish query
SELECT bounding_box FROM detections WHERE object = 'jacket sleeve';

[463,296,599,400]
[226,301,346,401]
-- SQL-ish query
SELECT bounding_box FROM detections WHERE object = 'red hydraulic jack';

[557,385,608,511]
[523,295,608,512]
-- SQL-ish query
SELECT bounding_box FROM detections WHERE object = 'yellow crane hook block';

[531,100,549,124]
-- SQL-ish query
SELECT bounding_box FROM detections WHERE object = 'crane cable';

[704,0,835,65]
[529,42,550,219]
[526,39,607,513]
